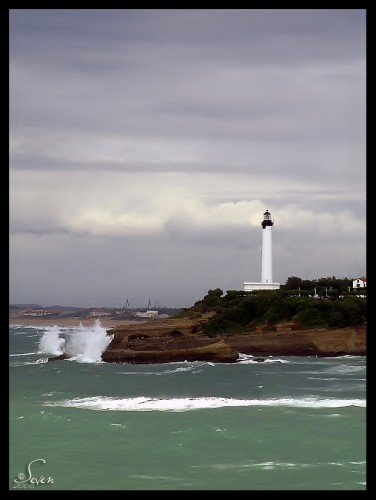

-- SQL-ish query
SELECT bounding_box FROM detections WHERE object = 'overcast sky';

[9,9,366,309]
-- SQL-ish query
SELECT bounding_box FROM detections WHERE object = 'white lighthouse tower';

[244,210,280,292]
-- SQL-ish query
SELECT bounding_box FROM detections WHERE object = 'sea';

[9,320,366,491]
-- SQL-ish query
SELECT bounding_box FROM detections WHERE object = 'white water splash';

[45,395,366,412]
[39,326,66,355]
[38,320,113,363]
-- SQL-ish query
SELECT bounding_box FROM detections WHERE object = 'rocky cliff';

[102,318,366,363]
[102,338,238,364]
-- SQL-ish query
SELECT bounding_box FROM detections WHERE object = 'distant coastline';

[8,317,141,329]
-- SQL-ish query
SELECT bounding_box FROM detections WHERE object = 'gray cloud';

[9,9,366,308]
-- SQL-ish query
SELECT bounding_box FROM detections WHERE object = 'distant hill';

[45,305,84,311]
[9,304,44,310]
[9,304,184,318]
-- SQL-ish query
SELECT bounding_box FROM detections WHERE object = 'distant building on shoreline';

[134,309,159,318]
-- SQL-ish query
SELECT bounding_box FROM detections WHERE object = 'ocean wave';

[34,358,49,364]
[323,365,366,374]
[66,355,107,364]
[10,360,48,367]
[45,396,366,412]
[321,413,342,417]
[286,366,365,377]
[116,365,202,376]
[195,460,365,471]
[9,352,39,357]
[10,325,50,332]
[307,376,342,381]
[238,354,290,364]
[203,461,313,470]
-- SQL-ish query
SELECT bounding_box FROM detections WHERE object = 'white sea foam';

[38,320,113,362]
[10,360,47,367]
[10,325,50,332]
[238,354,290,364]
[200,460,363,471]
[307,377,342,381]
[324,364,365,374]
[116,365,200,376]
[264,358,290,364]
[9,352,39,357]
[128,474,185,482]
[11,330,44,336]
[45,395,366,412]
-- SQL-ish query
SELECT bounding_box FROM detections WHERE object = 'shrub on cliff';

[199,290,366,337]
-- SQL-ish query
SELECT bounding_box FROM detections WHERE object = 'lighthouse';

[243,210,280,292]
[261,210,273,283]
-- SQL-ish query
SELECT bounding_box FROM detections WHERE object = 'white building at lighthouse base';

[243,281,280,291]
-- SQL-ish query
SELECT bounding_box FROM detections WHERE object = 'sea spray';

[38,320,113,362]
[38,326,65,356]
[65,320,113,362]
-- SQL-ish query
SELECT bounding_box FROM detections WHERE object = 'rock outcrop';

[101,338,239,364]
[225,326,366,357]
[101,319,366,363]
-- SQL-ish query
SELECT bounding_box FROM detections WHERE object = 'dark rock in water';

[48,353,69,362]
[102,339,239,364]
[253,357,265,362]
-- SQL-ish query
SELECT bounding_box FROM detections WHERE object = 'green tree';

[285,276,303,290]
[202,289,224,309]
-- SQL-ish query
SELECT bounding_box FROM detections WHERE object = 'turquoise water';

[9,323,366,491]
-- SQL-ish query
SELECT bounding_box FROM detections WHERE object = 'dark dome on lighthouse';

[261,209,274,228]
